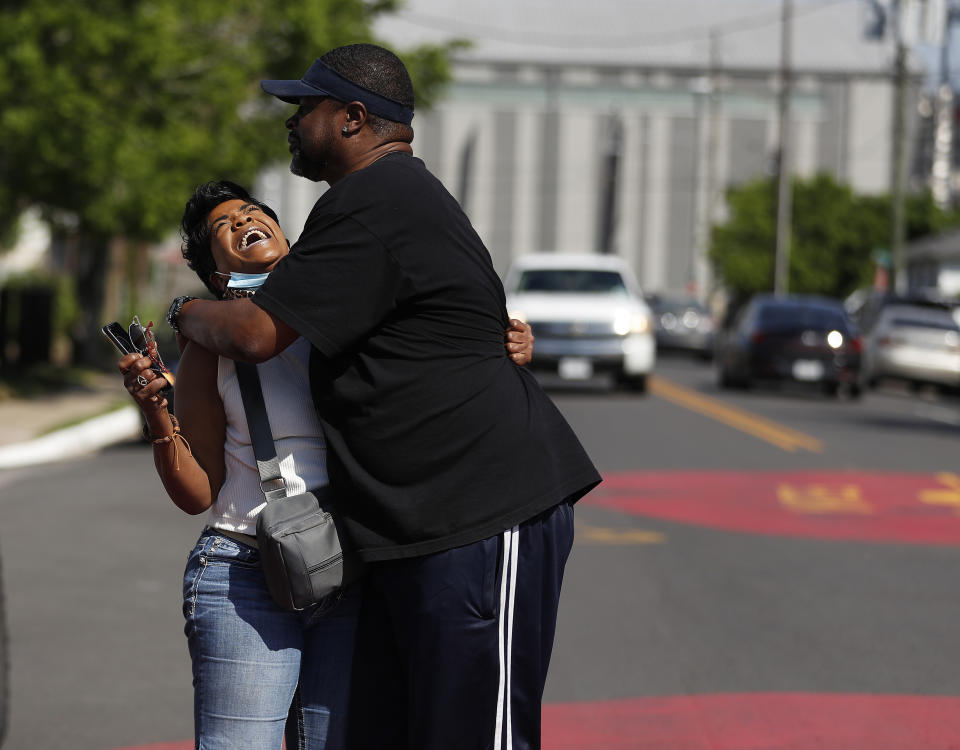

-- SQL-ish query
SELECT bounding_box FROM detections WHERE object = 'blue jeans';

[182,528,359,750]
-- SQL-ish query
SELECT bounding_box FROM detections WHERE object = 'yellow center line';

[647,375,823,454]
[576,522,666,545]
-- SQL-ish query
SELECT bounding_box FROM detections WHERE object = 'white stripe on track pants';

[344,500,576,750]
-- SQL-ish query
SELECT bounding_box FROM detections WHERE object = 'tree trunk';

[70,228,111,367]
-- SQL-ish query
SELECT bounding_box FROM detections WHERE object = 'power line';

[392,0,856,50]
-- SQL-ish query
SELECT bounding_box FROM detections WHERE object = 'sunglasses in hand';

[101,316,176,388]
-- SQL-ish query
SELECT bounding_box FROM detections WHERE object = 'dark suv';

[716,294,863,397]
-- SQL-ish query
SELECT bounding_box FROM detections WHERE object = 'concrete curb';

[0,406,143,469]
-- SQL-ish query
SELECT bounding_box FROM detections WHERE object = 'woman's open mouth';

[239,227,270,250]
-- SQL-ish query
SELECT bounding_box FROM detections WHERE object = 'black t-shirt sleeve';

[253,212,405,358]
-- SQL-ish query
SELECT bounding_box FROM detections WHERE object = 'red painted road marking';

[588,471,960,545]
[542,694,960,749]
[108,693,960,750]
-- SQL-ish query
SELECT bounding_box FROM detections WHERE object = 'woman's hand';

[118,353,172,436]
[116,345,221,516]
[506,319,534,366]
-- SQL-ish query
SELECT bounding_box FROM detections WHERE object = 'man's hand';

[506,319,534,366]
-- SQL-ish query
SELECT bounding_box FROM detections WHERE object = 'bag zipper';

[307,552,343,575]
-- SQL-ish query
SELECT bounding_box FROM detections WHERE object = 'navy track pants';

[345,500,575,750]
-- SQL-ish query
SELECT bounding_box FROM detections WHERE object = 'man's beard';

[290,148,327,183]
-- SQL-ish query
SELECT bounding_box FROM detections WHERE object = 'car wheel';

[821,382,840,397]
[718,364,734,389]
[719,367,749,390]
[621,374,647,393]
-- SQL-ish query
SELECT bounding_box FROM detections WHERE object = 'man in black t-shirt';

[169,43,600,750]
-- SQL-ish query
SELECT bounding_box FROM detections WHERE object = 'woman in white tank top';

[114,180,534,750]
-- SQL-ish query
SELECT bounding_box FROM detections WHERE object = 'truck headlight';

[614,311,650,336]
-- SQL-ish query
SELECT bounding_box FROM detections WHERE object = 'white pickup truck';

[504,253,656,391]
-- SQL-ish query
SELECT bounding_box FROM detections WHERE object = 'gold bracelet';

[152,415,193,471]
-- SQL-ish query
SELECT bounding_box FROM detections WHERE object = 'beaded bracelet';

[152,415,193,471]
[166,295,197,335]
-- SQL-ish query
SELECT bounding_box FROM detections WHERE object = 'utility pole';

[705,27,720,247]
[890,0,909,294]
[597,112,623,254]
[689,78,708,291]
[932,1,957,209]
[457,127,478,214]
[689,29,721,301]
[773,0,793,296]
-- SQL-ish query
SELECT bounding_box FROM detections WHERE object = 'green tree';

[709,173,960,300]
[0,0,458,363]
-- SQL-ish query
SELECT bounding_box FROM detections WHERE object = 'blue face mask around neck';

[215,271,271,291]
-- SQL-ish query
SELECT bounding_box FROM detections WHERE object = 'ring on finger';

[136,375,149,387]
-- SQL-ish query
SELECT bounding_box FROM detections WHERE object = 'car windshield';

[755,303,848,332]
[515,269,629,295]
[657,299,707,314]
[882,306,959,332]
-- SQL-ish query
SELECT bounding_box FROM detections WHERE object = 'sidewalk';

[0,372,142,469]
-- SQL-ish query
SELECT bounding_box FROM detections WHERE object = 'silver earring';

[342,126,349,134]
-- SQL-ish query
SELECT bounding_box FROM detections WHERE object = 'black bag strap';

[234,361,288,502]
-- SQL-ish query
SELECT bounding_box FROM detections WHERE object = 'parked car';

[861,301,960,391]
[647,294,716,360]
[716,294,862,397]
[504,253,655,391]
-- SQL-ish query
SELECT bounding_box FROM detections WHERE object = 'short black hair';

[180,180,280,297]
[321,43,414,139]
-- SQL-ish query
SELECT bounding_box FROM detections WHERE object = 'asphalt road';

[3,354,960,748]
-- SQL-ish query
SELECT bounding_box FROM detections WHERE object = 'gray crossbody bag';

[234,361,363,612]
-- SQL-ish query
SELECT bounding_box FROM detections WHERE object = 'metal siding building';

[259,0,932,296]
